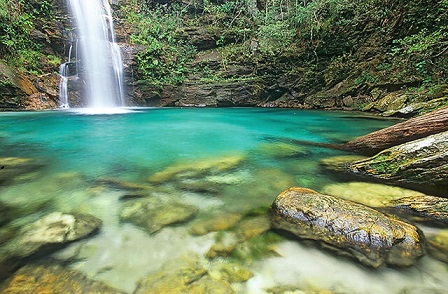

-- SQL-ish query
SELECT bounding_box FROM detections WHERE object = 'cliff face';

[0,0,67,110]
[1,0,446,115]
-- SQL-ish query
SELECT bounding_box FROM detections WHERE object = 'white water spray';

[60,0,125,110]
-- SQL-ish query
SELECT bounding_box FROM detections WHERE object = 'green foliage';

[122,3,196,90]
[0,0,56,74]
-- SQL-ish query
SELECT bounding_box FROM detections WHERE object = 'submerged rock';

[389,195,448,226]
[348,131,448,187]
[255,142,309,158]
[134,255,234,294]
[190,212,243,235]
[0,212,101,279]
[0,157,43,185]
[270,187,425,268]
[148,155,244,184]
[120,198,198,234]
[206,215,272,259]
[426,229,448,263]
[319,155,367,173]
[0,264,124,293]
[321,182,424,208]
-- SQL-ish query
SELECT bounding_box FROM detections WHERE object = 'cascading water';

[59,0,125,110]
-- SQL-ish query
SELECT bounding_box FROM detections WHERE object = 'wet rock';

[190,212,243,235]
[348,131,448,187]
[426,229,448,263]
[319,155,368,173]
[270,187,425,268]
[148,155,244,184]
[389,195,448,226]
[120,198,198,234]
[0,157,44,185]
[0,212,101,279]
[321,182,424,208]
[0,264,124,293]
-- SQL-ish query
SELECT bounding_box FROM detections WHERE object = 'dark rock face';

[270,187,425,268]
[348,131,448,188]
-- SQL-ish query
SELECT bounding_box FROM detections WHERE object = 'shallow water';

[0,108,447,293]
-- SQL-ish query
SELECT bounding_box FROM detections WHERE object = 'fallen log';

[344,107,448,155]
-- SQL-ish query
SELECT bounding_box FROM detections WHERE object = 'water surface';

[0,108,446,293]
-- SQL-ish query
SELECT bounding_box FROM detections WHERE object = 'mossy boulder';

[270,187,425,268]
[0,264,124,293]
[321,181,424,208]
[348,131,448,187]
[120,198,198,234]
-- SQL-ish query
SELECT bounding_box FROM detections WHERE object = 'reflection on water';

[0,108,446,293]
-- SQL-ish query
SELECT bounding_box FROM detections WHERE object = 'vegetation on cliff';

[120,0,448,110]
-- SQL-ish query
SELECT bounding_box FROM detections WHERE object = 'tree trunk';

[344,107,448,155]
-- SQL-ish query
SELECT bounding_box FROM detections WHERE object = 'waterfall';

[59,0,125,109]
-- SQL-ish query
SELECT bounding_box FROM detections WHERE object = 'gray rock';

[270,187,425,268]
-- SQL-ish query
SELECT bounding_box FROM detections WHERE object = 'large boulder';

[270,187,425,268]
[348,131,448,188]
[0,212,102,279]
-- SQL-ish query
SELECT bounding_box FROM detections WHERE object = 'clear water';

[0,108,446,293]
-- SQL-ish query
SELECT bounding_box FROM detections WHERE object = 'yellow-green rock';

[321,181,424,207]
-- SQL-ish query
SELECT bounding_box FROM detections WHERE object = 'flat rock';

[321,181,424,208]
[148,155,244,184]
[270,187,425,268]
[389,195,448,226]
